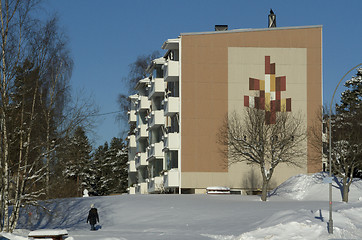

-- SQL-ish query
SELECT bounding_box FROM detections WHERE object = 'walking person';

[87,204,99,231]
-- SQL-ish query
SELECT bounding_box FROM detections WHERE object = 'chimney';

[215,25,228,31]
[268,9,276,28]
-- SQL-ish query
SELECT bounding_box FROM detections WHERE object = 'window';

[167,81,179,97]
[153,66,163,79]
[166,151,178,170]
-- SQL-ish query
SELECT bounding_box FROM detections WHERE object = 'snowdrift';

[270,172,362,201]
[3,173,362,240]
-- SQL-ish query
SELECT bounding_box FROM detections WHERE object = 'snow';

[3,173,362,240]
[28,229,68,237]
[206,187,230,194]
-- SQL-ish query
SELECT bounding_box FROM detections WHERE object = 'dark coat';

[87,208,99,225]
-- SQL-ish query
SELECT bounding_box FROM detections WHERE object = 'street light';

[328,63,362,234]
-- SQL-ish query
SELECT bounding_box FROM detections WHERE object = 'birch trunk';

[0,0,21,231]
[9,95,25,231]
[9,78,39,232]
[44,68,60,197]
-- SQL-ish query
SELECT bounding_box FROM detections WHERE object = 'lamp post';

[328,63,362,234]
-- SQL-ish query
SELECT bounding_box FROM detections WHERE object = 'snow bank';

[270,172,362,201]
[0,233,28,240]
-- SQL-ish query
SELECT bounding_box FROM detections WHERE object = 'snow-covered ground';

[5,173,362,239]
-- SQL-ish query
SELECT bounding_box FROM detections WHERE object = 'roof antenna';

[268,9,276,28]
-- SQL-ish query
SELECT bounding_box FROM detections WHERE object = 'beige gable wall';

[180,27,322,189]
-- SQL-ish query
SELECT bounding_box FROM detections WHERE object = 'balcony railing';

[148,176,164,193]
[136,96,150,112]
[128,160,136,173]
[135,124,148,141]
[127,134,136,149]
[135,152,147,169]
[148,78,165,99]
[164,97,179,116]
[128,109,136,123]
[164,60,179,82]
[148,110,164,129]
[147,142,164,160]
[163,132,180,150]
[163,169,179,188]
[136,182,148,194]
[128,186,136,194]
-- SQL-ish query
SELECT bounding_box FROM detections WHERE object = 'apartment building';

[127,22,323,194]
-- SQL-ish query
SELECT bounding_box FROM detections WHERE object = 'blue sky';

[44,0,362,147]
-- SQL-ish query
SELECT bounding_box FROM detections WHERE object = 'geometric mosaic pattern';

[244,56,291,124]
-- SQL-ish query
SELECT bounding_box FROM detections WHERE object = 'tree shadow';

[241,168,277,196]
[17,197,90,230]
[314,209,324,222]
[332,175,344,199]
[242,168,261,195]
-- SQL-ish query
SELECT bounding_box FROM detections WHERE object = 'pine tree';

[89,138,128,195]
[90,142,109,195]
[106,137,128,194]
[61,126,92,197]
[332,68,362,202]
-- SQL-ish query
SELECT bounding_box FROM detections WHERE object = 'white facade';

[127,39,181,194]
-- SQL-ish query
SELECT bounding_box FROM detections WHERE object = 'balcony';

[128,134,136,149]
[163,132,180,150]
[148,176,164,193]
[128,186,136,194]
[127,109,136,123]
[135,152,147,169]
[136,182,148,194]
[135,124,148,141]
[136,96,150,112]
[147,142,164,160]
[164,97,179,116]
[128,160,136,173]
[163,169,179,188]
[148,110,164,129]
[148,78,165,99]
[164,60,179,82]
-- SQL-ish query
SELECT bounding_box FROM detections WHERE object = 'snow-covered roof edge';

[180,25,323,36]
[146,57,166,73]
[162,38,180,50]
[134,77,150,90]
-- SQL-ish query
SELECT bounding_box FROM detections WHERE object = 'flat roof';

[180,25,322,36]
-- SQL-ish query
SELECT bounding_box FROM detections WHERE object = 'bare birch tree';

[0,1,97,232]
[0,0,41,231]
[218,108,306,201]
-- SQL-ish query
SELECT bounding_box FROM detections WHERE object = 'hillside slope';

[9,173,362,240]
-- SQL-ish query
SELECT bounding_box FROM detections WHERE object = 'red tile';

[244,96,249,107]
[265,56,270,74]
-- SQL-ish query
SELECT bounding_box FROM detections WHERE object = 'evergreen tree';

[90,138,128,195]
[60,126,92,197]
[332,68,362,202]
[106,137,128,194]
[90,142,109,195]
